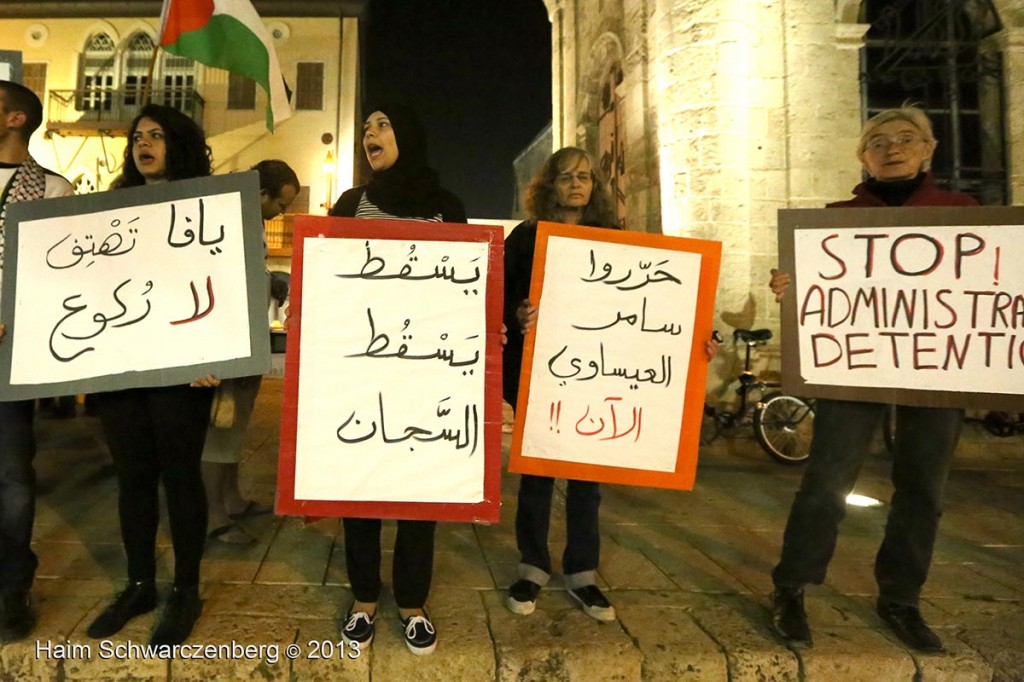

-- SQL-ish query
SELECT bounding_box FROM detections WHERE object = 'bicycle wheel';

[984,411,1018,438]
[753,392,815,464]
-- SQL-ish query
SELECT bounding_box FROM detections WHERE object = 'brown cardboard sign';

[778,206,1024,410]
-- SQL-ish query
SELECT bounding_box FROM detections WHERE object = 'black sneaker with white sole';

[342,610,375,646]
[507,579,542,615]
[402,613,437,655]
[568,585,616,621]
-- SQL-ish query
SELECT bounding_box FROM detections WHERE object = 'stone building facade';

[541,0,1024,386]
[0,1,363,227]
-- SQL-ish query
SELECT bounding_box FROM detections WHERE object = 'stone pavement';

[2,378,1022,681]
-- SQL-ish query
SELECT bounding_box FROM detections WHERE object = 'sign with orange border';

[276,216,504,523]
[509,222,721,490]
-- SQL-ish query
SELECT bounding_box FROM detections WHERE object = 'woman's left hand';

[499,323,508,348]
[190,374,221,388]
[704,337,719,361]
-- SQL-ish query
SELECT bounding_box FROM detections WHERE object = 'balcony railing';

[46,88,205,137]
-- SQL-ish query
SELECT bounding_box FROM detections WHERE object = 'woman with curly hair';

[502,147,621,621]
[504,147,720,621]
[87,104,220,647]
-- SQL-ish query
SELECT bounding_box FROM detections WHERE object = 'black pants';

[0,400,37,596]
[99,385,213,587]
[515,474,601,589]
[772,399,962,606]
[343,518,435,609]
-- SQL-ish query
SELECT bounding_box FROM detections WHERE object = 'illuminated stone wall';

[543,0,1024,385]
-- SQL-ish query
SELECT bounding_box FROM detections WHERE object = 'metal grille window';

[228,72,256,110]
[80,32,115,111]
[860,0,1006,205]
[86,33,115,52]
[161,73,196,111]
[123,33,154,106]
[295,62,324,111]
[160,54,196,113]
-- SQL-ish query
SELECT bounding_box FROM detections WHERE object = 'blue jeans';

[0,400,37,596]
[772,398,962,606]
[515,474,601,589]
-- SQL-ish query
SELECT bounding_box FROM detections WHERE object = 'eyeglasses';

[865,133,925,153]
[555,172,593,184]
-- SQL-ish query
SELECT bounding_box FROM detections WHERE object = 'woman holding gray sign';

[768,105,977,653]
[329,101,465,656]
[87,104,219,647]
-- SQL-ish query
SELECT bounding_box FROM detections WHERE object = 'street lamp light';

[322,150,335,213]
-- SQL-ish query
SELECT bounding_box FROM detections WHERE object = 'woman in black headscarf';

[330,103,464,223]
[329,102,465,656]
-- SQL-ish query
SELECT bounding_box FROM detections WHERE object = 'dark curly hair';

[114,104,212,188]
[524,147,618,228]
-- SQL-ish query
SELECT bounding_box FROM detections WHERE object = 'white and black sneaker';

[341,610,375,646]
[402,613,437,655]
[568,585,616,621]
[507,579,542,615]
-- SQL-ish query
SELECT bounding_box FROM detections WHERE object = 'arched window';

[122,32,154,106]
[597,62,625,227]
[860,0,1006,204]
[80,32,115,111]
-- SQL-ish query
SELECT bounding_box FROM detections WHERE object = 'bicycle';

[702,328,816,464]
[983,411,1024,437]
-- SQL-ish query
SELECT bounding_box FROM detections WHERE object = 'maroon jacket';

[827,172,979,208]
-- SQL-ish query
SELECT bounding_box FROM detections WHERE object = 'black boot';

[770,585,813,648]
[0,591,37,642]
[877,600,945,653]
[150,585,202,646]
[87,581,157,638]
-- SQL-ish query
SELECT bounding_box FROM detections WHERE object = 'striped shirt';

[355,191,444,222]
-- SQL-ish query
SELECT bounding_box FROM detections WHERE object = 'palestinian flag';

[159,0,292,130]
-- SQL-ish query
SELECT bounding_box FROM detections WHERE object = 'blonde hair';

[858,105,937,171]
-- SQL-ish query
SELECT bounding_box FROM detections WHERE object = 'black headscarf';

[363,101,443,218]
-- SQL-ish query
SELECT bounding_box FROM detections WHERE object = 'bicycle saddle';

[733,328,773,343]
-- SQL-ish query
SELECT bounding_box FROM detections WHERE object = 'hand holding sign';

[509,222,721,491]
[769,268,792,302]
[0,173,270,400]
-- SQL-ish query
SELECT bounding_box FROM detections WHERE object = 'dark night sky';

[360,0,552,218]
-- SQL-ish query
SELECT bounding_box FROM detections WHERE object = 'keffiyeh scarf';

[0,154,48,271]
